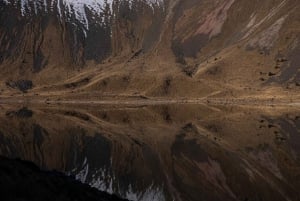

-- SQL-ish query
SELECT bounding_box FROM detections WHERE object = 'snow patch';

[4,0,164,30]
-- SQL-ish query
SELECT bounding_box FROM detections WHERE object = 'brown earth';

[0,0,299,103]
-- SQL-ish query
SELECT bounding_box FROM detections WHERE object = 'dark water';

[0,104,299,201]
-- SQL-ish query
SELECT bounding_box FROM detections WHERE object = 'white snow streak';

[71,163,166,201]
[3,0,164,30]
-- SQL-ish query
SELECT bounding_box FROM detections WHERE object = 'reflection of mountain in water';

[0,104,299,201]
[67,133,165,201]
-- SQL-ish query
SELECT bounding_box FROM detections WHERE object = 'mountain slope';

[0,0,299,101]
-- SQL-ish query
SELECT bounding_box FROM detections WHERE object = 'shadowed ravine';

[0,103,299,201]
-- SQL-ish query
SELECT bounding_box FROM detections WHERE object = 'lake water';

[0,104,299,201]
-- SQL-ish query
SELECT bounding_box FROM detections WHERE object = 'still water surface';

[0,104,299,201]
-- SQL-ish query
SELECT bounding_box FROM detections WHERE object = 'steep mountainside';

[0,0,299,101]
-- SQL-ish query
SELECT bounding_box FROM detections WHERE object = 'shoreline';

[0,97,299,107]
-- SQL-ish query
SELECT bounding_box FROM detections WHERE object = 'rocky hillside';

[0,0,164,69]
[0,0,299,99]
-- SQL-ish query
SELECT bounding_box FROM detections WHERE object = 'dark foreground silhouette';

[0,156,128,201]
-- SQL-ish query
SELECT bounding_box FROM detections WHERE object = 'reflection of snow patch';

[72,164,166,201]
[126,183,166,201]
[89,168,114,194]
[75,157,89,183]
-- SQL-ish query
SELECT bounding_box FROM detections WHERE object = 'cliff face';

[0,0,299,98]
[0,0,165,71]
